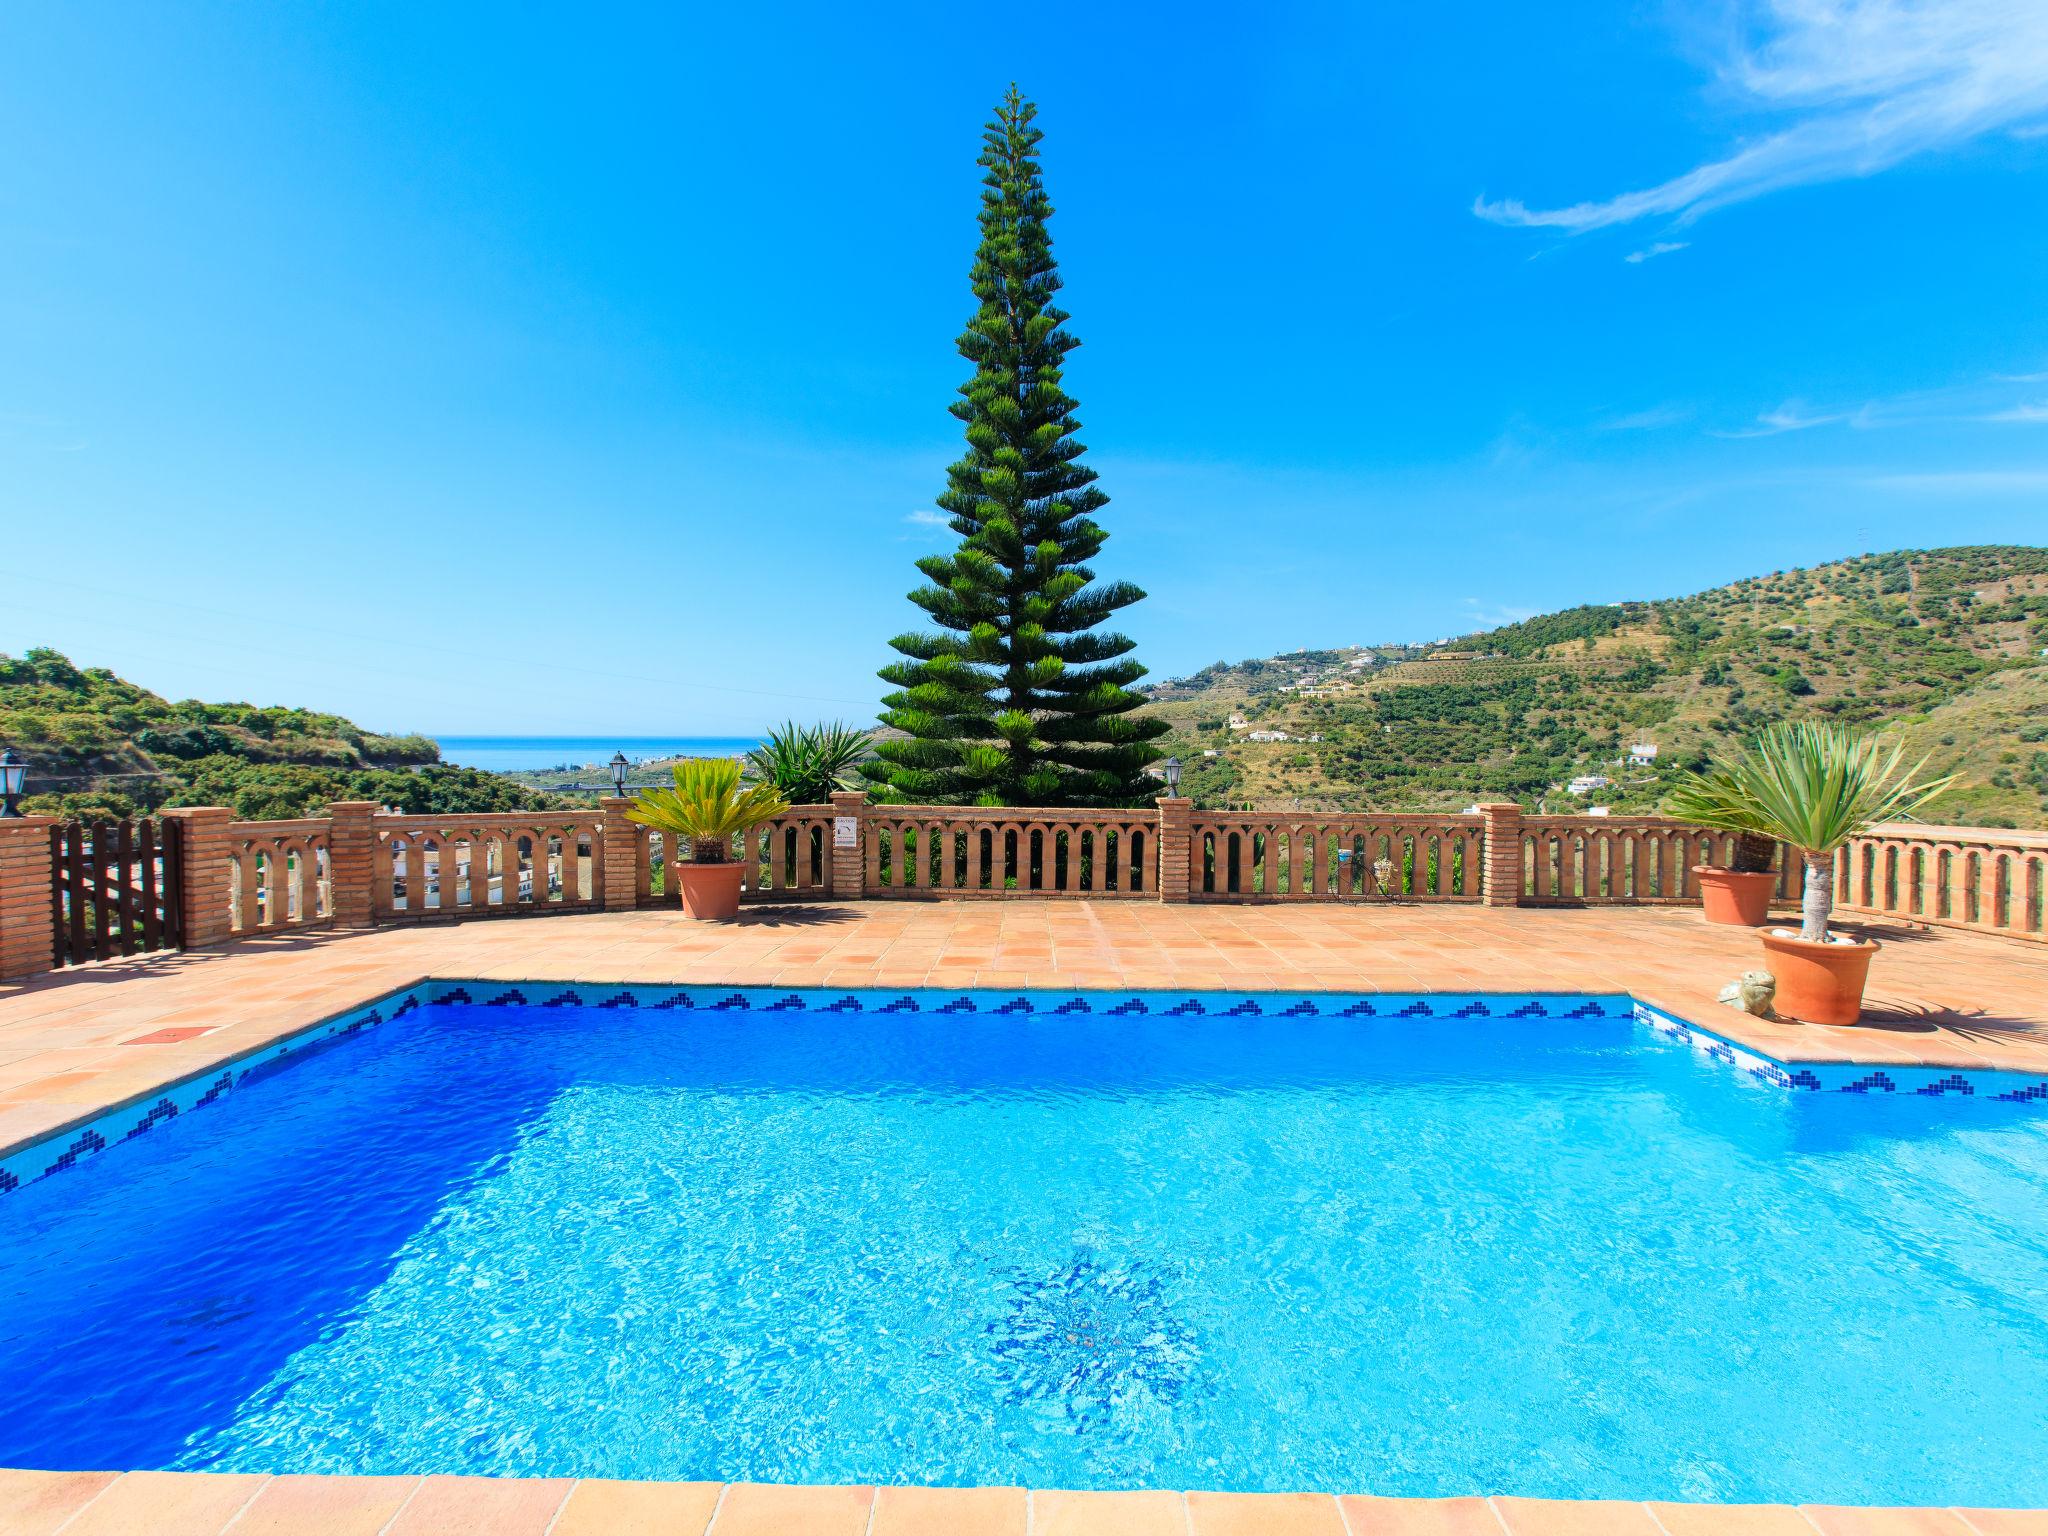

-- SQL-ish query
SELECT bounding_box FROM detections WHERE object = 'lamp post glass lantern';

[609,751,630,799]
[1163,756,1181,795]
[0,748,24,818]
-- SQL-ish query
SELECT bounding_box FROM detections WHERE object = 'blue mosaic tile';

[766,994,806,1011]
[1566,1001,1605,1019]
[1165,999,1205,1016]
[994,998,1032,1015]
[595,990,638,1009]
[1397,1001,1433,1018]
[1994,1080,2048,1103]
[823,996,863,1013]
[1915,1074,1974,1097]
[0,1168,17,1194]
[649,992,694,1010]
[937,996,976,1014]
[436,986,475,1005]
[1452,1001,1491,1018]
[44,1129,107,1177]
[392,994,420,1017]
[1340,1001,1375,1017]
[1053,997,1090,1014]
[1280,1000,1319,1017]
[541,990,583,1008]
[1508,1001,1548,1018]
[1842,1072,1898,1095]
[709,993,750,1011]
[880,996,919,1013]
[483,988,528,1007]
[195,1072,234,1107]
[1109,998,1149,1015]
[123,1098,179,1141]
[1223,1000,1262,1017]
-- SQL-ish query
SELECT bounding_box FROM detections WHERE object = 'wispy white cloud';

[1985,403,2048,421]
[1597,403,1693,431]
[1476,0,2048,232]
[1461,597,1542,629]
[1864,467,2048,493]
[1624,241,1690,263]
[902,509,951,527]
[1713,399,1872,437]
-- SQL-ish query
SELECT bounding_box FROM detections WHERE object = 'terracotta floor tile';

[57,1471,267,1536]
[0,1468,119,1536]
[1338,1494,1506,1534]
[230,1474,421,1535]
[1952,1513,2048,1535]
[1490,1497,1661,1535]
[1184,1489,1349,1535]
[710,1482,874,1536]
[1029,1488,1186,1536]
[1648,1505,1819,1536]
[381,1474,572,1534]
[551,1478,723,1535]
[1800,1511,1978,1536]
[871,1483,1027,1535]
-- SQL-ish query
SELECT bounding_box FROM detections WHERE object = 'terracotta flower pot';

[1693,866,1777,926]
[674,862,746,920]
[1760,928,1880,1026]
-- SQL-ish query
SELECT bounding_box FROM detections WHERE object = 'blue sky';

[4,2,2046,735]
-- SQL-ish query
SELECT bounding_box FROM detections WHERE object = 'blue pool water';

[3,990,2046,1505]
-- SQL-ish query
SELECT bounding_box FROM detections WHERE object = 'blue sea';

[434,735,761,773]
[3,986,2046,1503]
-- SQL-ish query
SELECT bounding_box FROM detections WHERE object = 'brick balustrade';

[0,815,59,980]
[7,798,2039,982]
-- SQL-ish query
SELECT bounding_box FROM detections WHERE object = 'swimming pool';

[2,984,2045,1505]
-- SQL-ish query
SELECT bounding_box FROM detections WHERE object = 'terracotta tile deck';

[3,901,2045,1534]
[4,1473,2045,1536]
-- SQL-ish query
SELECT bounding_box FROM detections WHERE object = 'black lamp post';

[609,751,630,799]
[0,748,24,819]
[1162,755,1182,796]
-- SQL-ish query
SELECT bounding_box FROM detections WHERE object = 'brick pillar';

[163,806,235,948]
[828,791,867,899]
[599,797,641,911]
[1478,801,1524,907]
[1156,796,1193,903]
[0,815,59,980]
[325,801,378,928]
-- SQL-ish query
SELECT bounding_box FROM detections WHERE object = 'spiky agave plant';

[625,758,789,864]
[1671,722,1952,942]
[1664,770,1779,874]
[744,722,872,806]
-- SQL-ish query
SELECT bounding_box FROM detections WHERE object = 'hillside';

[1144,546,2048,827]
[1,649,570,821]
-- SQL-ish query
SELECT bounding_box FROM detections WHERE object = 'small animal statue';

[1717,971,1777,1018]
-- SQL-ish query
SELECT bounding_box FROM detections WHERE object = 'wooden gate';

[49,818,186,966]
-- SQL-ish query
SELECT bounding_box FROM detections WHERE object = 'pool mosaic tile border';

[5,982,2045,1202]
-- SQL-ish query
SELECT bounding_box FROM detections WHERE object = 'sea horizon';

[434,735,762,773]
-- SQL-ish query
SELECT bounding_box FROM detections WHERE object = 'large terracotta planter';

[1760,929,1879,1025]
[674,862,746,920]
[1693,866,1776,926]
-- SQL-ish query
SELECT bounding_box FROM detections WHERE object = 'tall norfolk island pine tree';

[867,89,1169,807]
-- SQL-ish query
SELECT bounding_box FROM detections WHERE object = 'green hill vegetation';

[1,649,569,821]
[1146,546,2048,828]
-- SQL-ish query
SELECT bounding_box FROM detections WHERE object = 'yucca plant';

[625,758,789,864]
[1664,772,1780,874]
[1670,722,1952,942]
[745,721,872,806]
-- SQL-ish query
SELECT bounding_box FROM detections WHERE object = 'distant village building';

[1625,742,1659,767]
[1248,730,1291,743]
[1567,774,1612,797]
[1227,713,1249,730]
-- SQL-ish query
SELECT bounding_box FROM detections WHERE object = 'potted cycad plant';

[626,758,790,920]
[1665,771,1783,926]
[1671,722,1951,1024]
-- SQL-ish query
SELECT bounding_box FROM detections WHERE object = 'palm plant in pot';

[625,759,790,920]
[1671,722,1951,1024]
[1664,773,1783,926]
